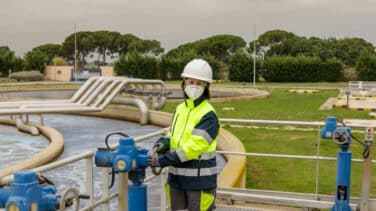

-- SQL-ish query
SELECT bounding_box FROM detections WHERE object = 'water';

[0,125,46,168]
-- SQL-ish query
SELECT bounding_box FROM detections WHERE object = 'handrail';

[220,118,374,128]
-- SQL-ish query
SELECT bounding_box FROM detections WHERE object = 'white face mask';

[184,85,204,100]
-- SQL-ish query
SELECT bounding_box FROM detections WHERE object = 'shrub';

[114,52,158,79]
[356,53,376,81]
[228,51,260,82]
[9,70,44,81]
[263,56,343,82]
[320,58,343,82]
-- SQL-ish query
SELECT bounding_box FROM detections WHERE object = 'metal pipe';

[102,168,110,211]
[0,150,94,185]
[216,151,376,163]
[160,170,168,211]
[360,142,373,211]
[80,192,117,211]
[81,79,112,106]
[92,80,121,107]
[118,173,128,211]
[70,77,97,102]
[86,157,94,210]
[220,118,376,129]
[98,81,127,109]
[152,96,167,110]
[111,97,148,125]
[314,125,321,199]
[77,78,105,104]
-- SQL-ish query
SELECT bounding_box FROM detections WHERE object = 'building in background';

[44,66,113,81]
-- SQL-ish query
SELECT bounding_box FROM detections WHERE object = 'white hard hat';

[181,59,213,83]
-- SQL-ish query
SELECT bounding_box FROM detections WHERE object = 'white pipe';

[118,173,128,211]
[93,80,122,107]
[86,157,94,209]
[152,96,167,110]
[77,78,105,104]
[102,168,111,211]
[70,77,97,102]
[81,79,112,105]
[111,97,148,125]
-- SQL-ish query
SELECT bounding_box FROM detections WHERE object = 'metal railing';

[218,118,376,210]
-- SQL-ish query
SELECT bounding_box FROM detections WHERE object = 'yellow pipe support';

[0,118,64,179]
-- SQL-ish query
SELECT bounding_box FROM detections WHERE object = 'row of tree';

[1,29,375,81]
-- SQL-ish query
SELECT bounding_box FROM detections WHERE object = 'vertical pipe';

[102,168,110,211]
[315,125,321,199]
[74,24,77,82]
[160,171,167,211]
[360,143,372,211]
[253,24,256,88]
[86,157,94,210]
[118,173,128,211]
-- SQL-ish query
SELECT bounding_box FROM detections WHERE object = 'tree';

[32,44,63,65]
[166,34,246,63]
[202,35,246,63]
[0,46,23,75]
[62,31,96,68]
[24,49,49,72]
[117,34,141,55]
[128,39,164,55]
[250,29,297,57]
[335,38,376,66]
[93,31,121,65]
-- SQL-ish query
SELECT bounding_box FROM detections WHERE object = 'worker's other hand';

[147,154,160,167]
[153,137,170,153]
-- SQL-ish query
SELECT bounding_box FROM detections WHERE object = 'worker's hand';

[153,137,170,153]
[147,153,160,167]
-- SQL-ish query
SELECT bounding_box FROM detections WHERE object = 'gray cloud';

[1,0,375,56]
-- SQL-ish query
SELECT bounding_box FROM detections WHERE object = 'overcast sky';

[1,0,376,56]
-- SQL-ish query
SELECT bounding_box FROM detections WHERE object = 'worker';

[148,58,220,211]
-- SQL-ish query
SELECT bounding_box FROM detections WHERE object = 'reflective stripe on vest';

[173,150,216,161]
[169,166,217,176]
[192,128,214,144]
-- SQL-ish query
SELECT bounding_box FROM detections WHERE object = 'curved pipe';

[152,96,167,110]
[0,118,64,179]
[16,116,39,136]
[111,97,148,125]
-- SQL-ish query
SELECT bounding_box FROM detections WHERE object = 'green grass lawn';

[163,88,371,121]
[162,86,376,198]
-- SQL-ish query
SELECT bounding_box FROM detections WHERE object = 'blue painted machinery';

[0,170,59,211]
[95,136,148,211]
[321,116,352,211]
